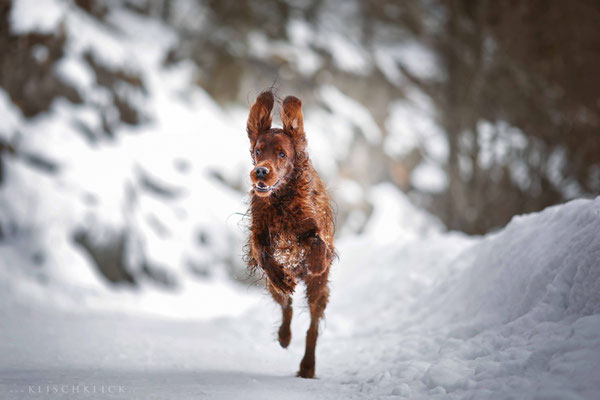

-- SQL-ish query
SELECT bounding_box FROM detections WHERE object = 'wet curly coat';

[244,91,335,378]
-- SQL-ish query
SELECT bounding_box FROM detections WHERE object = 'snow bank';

[331,196,600,398]
[432,197,600,327]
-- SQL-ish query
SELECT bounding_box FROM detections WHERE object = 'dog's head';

[246,91,307,197]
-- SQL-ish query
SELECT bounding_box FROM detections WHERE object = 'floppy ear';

[280,96,306,152]
[247,91,274,146]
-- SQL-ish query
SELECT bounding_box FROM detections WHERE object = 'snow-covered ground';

[2,196,599,399]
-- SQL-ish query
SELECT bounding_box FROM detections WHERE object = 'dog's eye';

[255,149,260,156]
[278,151,286,159]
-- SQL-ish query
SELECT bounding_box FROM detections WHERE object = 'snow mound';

[432,197,600,328]
[331,196,600,398]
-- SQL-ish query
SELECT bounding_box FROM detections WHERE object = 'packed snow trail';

[2,197,600,399]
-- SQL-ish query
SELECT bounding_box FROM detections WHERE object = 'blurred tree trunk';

[432,0,599,234]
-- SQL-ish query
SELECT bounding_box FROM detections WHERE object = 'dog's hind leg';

[297,272,330,378]
[268,282,293,348]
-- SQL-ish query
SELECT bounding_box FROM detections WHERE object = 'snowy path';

[0,284,389,400]
[2,197,600,399]
[0,302,348,399]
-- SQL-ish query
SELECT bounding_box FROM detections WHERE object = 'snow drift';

[331,195,600,398]
[435,198,600,326]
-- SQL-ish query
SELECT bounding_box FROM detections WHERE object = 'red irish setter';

[245,91,335,378]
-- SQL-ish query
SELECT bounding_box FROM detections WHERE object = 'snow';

[54,55,96,92]
[9,0,67,35]
[314,1,372,75]
[3,188,599,398]
[320,32,371,74]
[393,41,441,81]
[0,90,23,141]
[384,87,449,192]
[362,182,444,242]
[0,4,253,320]
[385,87,448,163]
[411,161,448,193]
[286,19,324,76]
[246,21,324,77]
[319,85,382,144]
[477,120,528,170]
[475,120,585,198]
[375,41,441,85]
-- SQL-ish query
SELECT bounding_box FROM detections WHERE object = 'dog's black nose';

[255,166,269,179]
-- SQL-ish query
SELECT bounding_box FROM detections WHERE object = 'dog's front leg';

[259,251,297,294]
[302,231,329,275]
[252,229,296,294]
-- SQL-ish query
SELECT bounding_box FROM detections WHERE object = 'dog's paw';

[297,356,316,378]
[278,324,291,348]
[296,367,315,379]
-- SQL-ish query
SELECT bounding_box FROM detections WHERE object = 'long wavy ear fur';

[247,91,274,146]
[280,96,306,153]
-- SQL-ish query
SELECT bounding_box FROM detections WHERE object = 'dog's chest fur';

[260,202,312,276]
[271,231,308,272]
